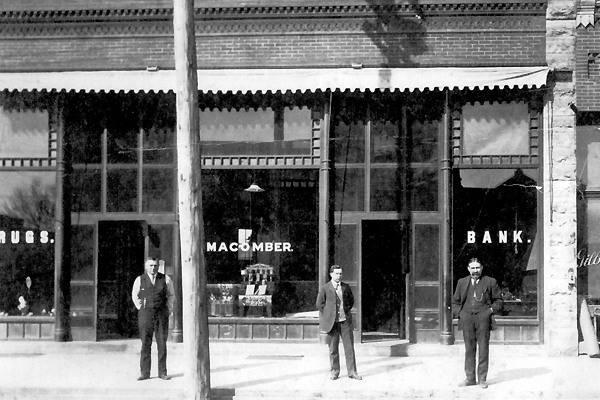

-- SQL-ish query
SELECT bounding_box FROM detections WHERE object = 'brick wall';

[0,12,546,71]
[576,26,600,111]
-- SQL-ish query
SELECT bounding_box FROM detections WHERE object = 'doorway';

[97,221,146,340]
[361,220,406,341]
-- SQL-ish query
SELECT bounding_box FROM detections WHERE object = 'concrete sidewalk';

[0,340,598,400]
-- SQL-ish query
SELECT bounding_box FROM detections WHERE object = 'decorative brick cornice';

[575,0,596,27]
[0,14,544,39]
[0,2,547,24]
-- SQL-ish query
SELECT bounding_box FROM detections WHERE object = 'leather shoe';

[479,381,488,389]
[137,375,150,381]
[159,374,171,381]
[348,374,362,380]
[329,373,338,380]
[458,380,476,387]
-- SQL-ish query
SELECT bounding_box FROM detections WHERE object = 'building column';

[440,92,454,345]
[544,2,578,355]
[318,94,332,287]
[53,95,72,342]
[172,221,183,342]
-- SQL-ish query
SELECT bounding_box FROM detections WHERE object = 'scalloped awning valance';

[0,67,549,93]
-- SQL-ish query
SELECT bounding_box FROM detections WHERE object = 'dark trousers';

[327,320,357,376]
[138,309,169,377]
[460,309,492,383]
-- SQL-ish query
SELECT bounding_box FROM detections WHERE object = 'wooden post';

[173,1,211,399]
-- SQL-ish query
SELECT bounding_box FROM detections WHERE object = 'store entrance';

[361,220,406,341]
[97,221,146,340]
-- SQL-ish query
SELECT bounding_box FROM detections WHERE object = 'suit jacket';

[316,281,354,333]
[452,275,502,331]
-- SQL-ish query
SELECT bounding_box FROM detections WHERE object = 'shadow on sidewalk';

[216,357,420,390]
[491,366,551,384]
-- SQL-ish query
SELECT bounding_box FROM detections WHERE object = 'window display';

[453,168,539,317]
[202,169,318,318]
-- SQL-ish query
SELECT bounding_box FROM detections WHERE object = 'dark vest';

[463,279,488,314]
[139,273,168,313]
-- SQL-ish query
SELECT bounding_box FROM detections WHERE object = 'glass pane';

[107,169,138,212]
[143,96,176,164]
[415,225,439,281]
[411,167,438,211]
[66,99,103,165]
[107,128,138,164]
[463,101,529,156]
[415,311,439,330]
[281,107,312,155]
[200,108,276,156]
[370,167,398,212]
[414,286,439,309]
[142,168,174,212]
[577,125,600,190]
[147,225,174,276]
[334,224,357,282]
[411,119,439,163]
[71,284,94,308]
[335,167,364,212]
[370,121,399,163]
[201,169,319,318]
[579,200,600,298]
[72,168,101,213]
[0,171,55,315]
[71,225,95,281]
[0,107,49,159]
[334,120,365,164]
[453,168,539,317]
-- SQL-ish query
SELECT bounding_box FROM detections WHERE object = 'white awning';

[0,67,549,93]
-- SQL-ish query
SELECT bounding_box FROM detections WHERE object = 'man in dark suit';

[131,257,175,381]
[316,265,361,381]
[452,258,502,389]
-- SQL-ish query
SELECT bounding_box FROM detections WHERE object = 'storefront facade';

[0,0,581,355]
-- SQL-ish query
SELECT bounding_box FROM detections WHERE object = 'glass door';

[361,220,407,341]
[97,221,145,340]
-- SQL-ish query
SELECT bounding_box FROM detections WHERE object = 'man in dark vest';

[316,265,361,381]
[452,258,502,389]
[131,257,175,381]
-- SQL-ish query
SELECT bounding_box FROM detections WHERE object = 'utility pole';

[173,1,211,399]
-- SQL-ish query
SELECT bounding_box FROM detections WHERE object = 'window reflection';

[107,169,138,212]
[199,107,312,156]
[463,101,530,156]
[453,168,539,317]
[202,169,318,318]
[0,171,56,316]
[0,107,49,159]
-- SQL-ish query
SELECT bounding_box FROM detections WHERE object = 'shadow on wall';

[362,0,428,67]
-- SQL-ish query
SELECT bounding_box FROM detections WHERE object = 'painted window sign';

[0,230,53,244]
[466,230,532,244]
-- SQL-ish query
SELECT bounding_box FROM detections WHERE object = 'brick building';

[0,0,583,356]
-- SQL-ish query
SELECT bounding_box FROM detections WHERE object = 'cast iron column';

[440,91,454,345]
[53,95,72,342]
[172,221,183,342]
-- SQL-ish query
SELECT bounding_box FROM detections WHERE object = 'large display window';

[453,99,541,318]
[0,105,56,316]
[202,169,318,318]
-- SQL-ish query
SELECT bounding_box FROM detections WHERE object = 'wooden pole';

[173,1,211,399]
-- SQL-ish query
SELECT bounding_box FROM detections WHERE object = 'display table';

[238,295,272,317]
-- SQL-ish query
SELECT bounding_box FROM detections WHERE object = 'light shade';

[245,183,265,193]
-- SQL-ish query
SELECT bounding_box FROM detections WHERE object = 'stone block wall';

[544,0,578,356]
